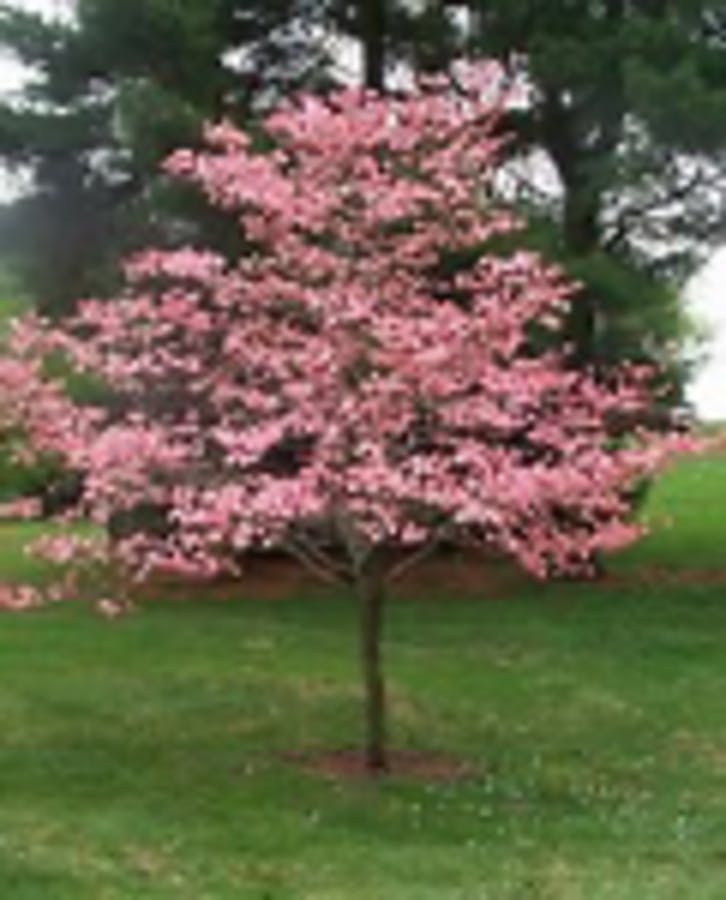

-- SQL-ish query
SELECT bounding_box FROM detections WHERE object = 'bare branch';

[603,158,721,255]
[388,526,453,582]
[283,536,350,585]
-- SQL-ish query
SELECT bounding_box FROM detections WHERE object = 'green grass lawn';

[1,455,726,898]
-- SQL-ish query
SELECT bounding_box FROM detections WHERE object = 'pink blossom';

[0,584,42,611]
[96,598,129,619]
[0,497,41,521]
[0,64,689,590]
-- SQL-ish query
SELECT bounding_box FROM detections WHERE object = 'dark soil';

[138,549,532,603]
[285,747,479,781]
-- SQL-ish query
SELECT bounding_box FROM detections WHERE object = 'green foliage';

[483,214,695,399]
[39,347,113,407]
[0,0,332,315]
[0,448,60,503]
[0,264,30,331]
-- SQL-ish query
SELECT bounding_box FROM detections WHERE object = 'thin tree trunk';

[356,561,387,773]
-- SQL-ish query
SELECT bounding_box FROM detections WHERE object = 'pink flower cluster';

[29,533,108,566]
[0,63,688,589]
[0,583,43,611]
[0,497,41,521]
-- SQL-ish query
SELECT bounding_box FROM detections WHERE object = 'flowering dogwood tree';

[2,65,682,771]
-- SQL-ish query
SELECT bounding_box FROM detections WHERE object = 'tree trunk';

[356,561,387,773]
[563,184,601,368]
[359,0,386,91]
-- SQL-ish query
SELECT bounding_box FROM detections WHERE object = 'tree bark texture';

[360,0,386,91]
[357,561,387,773]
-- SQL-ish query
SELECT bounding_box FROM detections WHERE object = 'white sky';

[1,0,724,419]
[686,248,726,420]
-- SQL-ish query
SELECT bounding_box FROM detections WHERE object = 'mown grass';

[1,453,726,898]
[614,451,726,571]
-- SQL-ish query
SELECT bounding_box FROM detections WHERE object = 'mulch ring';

[284,747,479,782]
[135,550,531,603]
[127,547,726,605]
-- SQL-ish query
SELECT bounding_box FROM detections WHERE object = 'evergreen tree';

[349,0,725,385]
[0,0,334,313]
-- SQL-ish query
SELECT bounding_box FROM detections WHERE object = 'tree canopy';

[0,0,722,392]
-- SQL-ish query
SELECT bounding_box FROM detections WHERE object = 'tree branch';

[388,526,453,582]
[283,535,350,585]
[602,158,720,255]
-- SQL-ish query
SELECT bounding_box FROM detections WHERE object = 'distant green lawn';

[614,451,726,571]
[1,453,726,898]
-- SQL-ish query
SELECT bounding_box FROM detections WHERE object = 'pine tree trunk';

[360,0,386,91]
[563,186,600,368]
[356,562,387,773]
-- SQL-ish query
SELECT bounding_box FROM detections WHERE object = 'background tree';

[6,69,678,771]
[0,0,336,314]
[340,0,726,393]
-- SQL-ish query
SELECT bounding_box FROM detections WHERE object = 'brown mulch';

[133,550,726,604]
[284,747,479,781]
[134,549,531,603]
